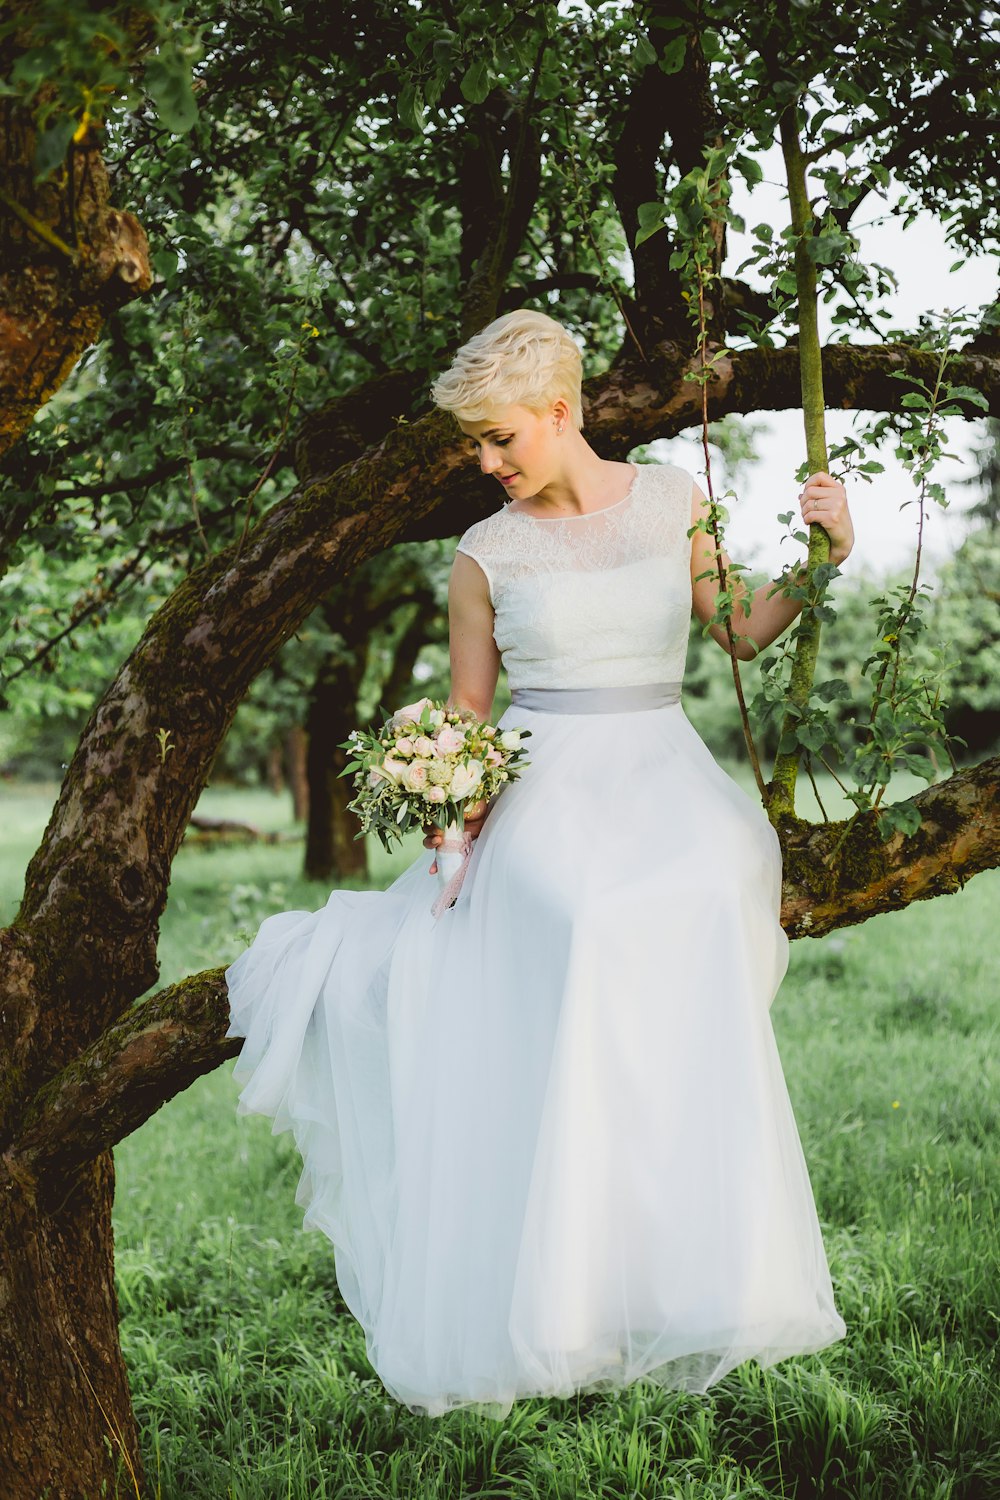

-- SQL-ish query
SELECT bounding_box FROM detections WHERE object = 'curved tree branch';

[2,332,998,1148]
[7,745,998,1197]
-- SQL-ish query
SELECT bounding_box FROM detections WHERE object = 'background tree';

[2,0,1000,1492]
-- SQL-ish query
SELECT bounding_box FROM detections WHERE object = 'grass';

[2,771,999,1499]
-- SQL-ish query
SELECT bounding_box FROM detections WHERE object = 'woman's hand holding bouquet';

[338,697,531,915]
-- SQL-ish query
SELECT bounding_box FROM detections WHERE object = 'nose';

[479,443,502,474]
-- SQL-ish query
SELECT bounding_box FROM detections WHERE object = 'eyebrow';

[471,427,511,438]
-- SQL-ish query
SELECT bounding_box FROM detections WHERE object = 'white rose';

[381,756,409,782]
[413,735,434,757]
[395,736,415,757]
[423,784,447,803]
[499,730,521,751]
[450,763,480,799]
[403,761,429,792]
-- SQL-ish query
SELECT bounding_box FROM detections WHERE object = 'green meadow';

[3,770,998,1499]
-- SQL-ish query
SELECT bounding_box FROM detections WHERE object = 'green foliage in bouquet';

[337,698,532,853]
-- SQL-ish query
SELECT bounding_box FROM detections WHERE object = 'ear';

[550,396,571,428]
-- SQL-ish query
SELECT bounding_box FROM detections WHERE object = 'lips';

[497,473,519,486]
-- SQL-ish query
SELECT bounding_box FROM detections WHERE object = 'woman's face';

[458,402,564,499]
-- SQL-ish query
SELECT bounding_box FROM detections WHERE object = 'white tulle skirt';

[224,698,846,1417]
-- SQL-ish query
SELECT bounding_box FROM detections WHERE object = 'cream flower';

[403,761,429,792]
[450,761,483,799]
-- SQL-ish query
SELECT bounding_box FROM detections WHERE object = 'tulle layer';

[225,700,846,1417]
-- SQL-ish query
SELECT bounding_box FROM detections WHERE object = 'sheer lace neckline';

[502,463,640,522]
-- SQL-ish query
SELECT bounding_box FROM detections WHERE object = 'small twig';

[803,752,830,822]
[690,186,768,803]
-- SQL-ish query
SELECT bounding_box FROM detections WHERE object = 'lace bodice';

[454,461,694,691]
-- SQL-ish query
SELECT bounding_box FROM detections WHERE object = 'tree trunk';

[286,724,309,823]
[265,739,285,796]
[0,1153,143,1499]
[304,666,367,882]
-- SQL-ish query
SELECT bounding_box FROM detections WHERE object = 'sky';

[643,146,998,584]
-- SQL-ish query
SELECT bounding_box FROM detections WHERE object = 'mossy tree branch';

[2,333,998,1152]
[5,746,998,1199]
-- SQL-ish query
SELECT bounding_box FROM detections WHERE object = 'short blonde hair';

[430,309,584,429]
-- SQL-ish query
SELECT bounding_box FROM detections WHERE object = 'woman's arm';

[444,550,501,718]
[423,551,501,864]
[690,472,854,661]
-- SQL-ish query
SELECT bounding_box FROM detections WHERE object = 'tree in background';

[1,1,1000,1490]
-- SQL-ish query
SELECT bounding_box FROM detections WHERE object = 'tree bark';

[286,724,309,822]
[0,1153,144,1499]
[304,661,368,882]
[0,107,151,457]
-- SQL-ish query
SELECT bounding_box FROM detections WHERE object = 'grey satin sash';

[509,681,682,714]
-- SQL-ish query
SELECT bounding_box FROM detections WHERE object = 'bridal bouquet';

[338,696,531,915]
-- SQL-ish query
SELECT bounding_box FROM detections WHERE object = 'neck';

[528,437,633,516]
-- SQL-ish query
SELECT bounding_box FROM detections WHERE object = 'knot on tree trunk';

[86,208,152,302]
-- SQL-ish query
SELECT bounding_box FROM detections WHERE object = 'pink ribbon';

[430,830,475,918]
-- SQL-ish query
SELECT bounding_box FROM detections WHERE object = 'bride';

[225,308,853,1419]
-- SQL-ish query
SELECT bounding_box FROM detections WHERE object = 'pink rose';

[435,725,466,754]
[389,696,434,732]
[395,736,415,757]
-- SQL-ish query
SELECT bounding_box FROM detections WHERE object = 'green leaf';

[460,59,491,104]
[942,384,988,410]
[144,49,199,134]
[33,115,75,181]
[733,153,763,188]
[633,35,657,68]
[876,800,922,840]
[398,82,426,131]
[658,35,687,73]
[635,200,668,246]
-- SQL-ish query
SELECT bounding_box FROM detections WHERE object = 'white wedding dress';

[224,460,846,1418]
